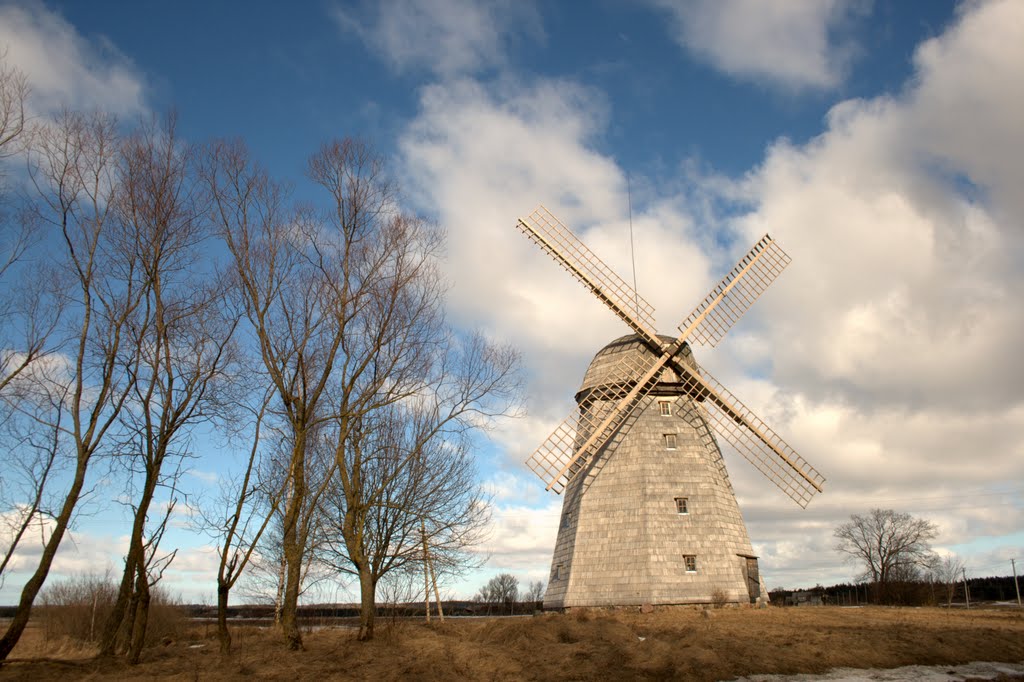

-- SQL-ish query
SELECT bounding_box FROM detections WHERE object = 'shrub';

[38,572,186,646]
[710,587,729,608]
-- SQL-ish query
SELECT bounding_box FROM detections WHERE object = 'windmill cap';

[575,334,695,403]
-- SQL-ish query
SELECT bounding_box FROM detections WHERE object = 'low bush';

[37,572,187,646]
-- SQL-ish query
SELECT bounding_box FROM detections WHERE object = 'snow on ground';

[732,661,1024,682]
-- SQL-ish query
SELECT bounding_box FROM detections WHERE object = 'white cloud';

[0,508,224,603]
[477,498,560,572]
[0,2,147,119]
[401,0,1024,592]
[704,0,1024,586]
[400,77,719,475]
[647,0,866,90]
[186,469,219,485]
[332,0,542,78]
[724,0,1024,418]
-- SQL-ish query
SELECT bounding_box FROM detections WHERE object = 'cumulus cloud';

[0,1,147,118]
[400,0,1024,589]
[332,0,542,78]
[477,500,560,573]
[647,0,866,90]
[400,77,720,469]
[693,0,1024,583]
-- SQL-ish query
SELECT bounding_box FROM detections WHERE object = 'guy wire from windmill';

[514,204,825,609]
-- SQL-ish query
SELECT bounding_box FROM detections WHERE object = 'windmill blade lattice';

[517,206,659,341]
[525,347,665,493]
[679,360,824,507]
[515,205,824,508]
[678,235,791,348]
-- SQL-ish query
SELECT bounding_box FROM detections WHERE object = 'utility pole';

[962,568,970,608]
[422,522,431,624]
[1012,559,1022,607]
[420,521,444,623]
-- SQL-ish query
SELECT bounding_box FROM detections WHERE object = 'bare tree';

[0,363,72,586]
[476,573,519,615]
[0,111,147,660]
[833,508,938,604]
[525,580,545,607]
[201,138,356,650]
[96,116,239,663]
[931,554,965,607]
[0,55,61,401]
[300,140,518,642]
[319,393,497,639]
[0,52,28,158]
[194,386,287,654]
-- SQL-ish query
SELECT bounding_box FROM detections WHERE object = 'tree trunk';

[274,552,286,625]
[357,568,375,641]
[122,583,140,655]
[279,549,303,650]
[98,550,136,656]
[127,565,150,665]
[0,459,88,660]
[99,458,159,651]
[423,525,431,624]
[279,439,305,650]
[217,581,232,655]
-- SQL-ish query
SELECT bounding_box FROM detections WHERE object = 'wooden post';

[420,520,444,622]
[962,568,970,608]
[1012,559,1021,607]
[422,522,431,623]
[429,548,444,622]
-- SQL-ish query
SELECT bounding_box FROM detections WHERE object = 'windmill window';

[659,400,672,417]
[561,511,573,529]
[683,555,697,573]
[675,497,689,515]
[664,433,677,450]
[553,563,565,581]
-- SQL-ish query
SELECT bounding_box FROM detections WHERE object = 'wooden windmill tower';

[515,206,825,608]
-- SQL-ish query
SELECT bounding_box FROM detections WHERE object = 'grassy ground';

[1,606,1022,680]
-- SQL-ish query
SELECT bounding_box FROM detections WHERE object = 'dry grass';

[1,606,1023,681]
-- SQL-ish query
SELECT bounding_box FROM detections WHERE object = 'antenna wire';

[627,175,640,320]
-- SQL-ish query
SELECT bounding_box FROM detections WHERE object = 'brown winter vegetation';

[1,605,1023,681]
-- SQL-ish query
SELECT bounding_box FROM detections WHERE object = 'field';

[1,606,1023,681]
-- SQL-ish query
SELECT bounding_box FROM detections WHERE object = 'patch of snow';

[730,661,1024,682]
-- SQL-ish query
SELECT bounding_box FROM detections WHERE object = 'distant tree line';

[0,55,521,661]
[472,573,545,615]
[765,508,1019,607]
[770,574,1020,607]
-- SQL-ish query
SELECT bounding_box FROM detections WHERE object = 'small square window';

[664,433,677,450]
[675,497,689,514]
[683,555,697,573]
[659,401,672,417]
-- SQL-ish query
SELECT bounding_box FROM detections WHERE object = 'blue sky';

[1,0,1022,603]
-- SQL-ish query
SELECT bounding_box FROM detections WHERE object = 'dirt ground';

[1,606,1022,681]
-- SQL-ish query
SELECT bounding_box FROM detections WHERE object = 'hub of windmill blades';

[515,205,825,507]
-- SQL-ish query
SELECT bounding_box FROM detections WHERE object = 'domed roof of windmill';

[576,334,696,401]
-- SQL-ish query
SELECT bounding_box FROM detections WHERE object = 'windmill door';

[744,557,760,604]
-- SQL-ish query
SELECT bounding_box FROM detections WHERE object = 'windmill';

[515,205,825,608]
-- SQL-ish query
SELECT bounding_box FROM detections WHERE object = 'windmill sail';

[515,206,823,508]
[525,346,665,493]
[678,235,790,347]
[517,206,658,341]
[677,359,824,507]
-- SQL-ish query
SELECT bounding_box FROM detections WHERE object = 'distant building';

[787,590,824,607]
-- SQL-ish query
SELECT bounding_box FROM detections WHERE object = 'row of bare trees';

[0,58,519,661]
[833,508,965,606]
